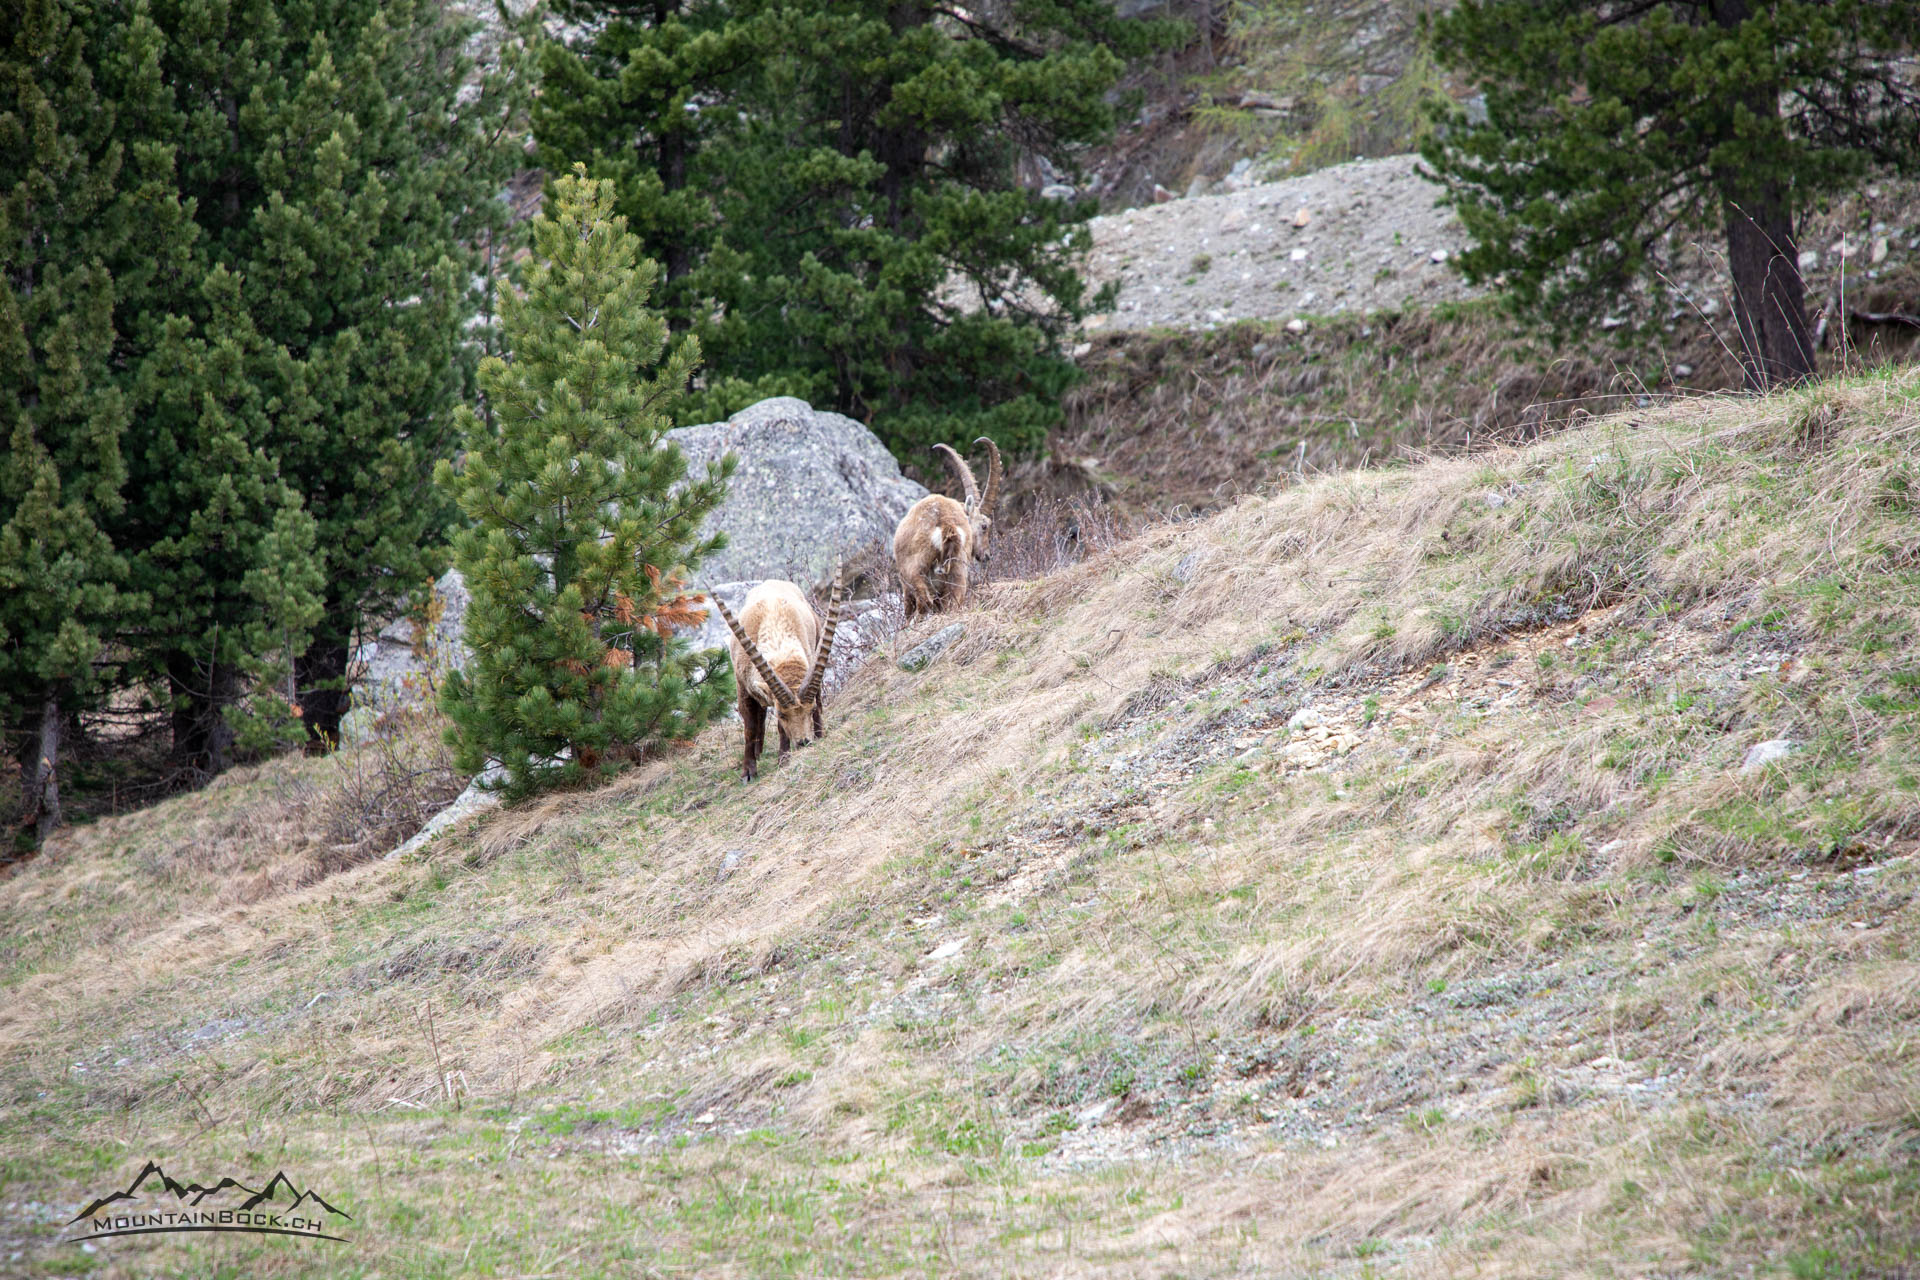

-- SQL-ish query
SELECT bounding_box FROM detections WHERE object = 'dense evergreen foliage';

[0,0,163,835]
[4,0,520,838]
[437,167,734,801]
[108,0,523,756]
[535,0,1183,457]
[1422,0,1920,389]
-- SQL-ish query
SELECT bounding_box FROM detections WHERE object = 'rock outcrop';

[668,396,926,585]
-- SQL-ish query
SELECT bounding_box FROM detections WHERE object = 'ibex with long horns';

[712,579,845,781]
[893,437,1002,618]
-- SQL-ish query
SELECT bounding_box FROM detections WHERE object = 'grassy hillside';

[4,370,1919,1277]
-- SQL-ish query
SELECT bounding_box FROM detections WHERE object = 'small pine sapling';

[436,166,735,798]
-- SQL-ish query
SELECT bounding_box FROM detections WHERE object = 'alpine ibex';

[712,579,845,781]
[893,437,1002,618]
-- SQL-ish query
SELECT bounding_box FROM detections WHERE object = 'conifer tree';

[0,0,187,833]
[536,1,1184,457]
[103,0,522,756]
[1421,0,1920,390]
[437,166,734,800]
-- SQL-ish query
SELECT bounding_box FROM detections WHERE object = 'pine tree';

[437,166,735,800]
[536,1,1184,457]
[102,0,523,757]
[1421,0,1920,390]
[0,0,170,837]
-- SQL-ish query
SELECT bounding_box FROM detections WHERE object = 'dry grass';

[3,368,1918,1277]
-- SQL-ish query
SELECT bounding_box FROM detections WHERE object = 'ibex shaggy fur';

[712,579,844,781]
[893,437,1002,618]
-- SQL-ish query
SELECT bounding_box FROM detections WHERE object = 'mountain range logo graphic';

[66,1160,352,1243]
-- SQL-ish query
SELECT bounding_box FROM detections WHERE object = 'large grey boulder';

[347,398,921,733]
[669,396,926,585]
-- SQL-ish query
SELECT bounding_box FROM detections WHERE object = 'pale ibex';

[893,437,1002,618]
[712,579,845,781]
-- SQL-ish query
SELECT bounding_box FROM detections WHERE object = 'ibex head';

[712,579,845,750]
[931,436,1003,563]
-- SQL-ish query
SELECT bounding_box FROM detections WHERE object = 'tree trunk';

[169,652,239,777]
[296,634,352,753]
[24,696,63,840]
[1712,0,1814,391]
[1722,183,1815,391]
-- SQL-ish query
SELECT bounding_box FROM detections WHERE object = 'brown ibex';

[712,579,845,781]
[893,437,1002,618]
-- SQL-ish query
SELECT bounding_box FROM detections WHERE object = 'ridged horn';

[932,443,980,510]
[974,436,1003,518]
[798,578,845,706]
[710,588,797,709]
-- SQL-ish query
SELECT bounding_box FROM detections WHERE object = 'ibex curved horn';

[932,443,980,510]
[711,588,798,709]
[798,577,845,706]
[974,436,1003,518]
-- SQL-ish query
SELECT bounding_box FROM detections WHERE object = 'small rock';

[1799,249,1820,271]
[1220,208,1247,233]
[1292,207,1312,229]
[1288,247,1308,262]
[1429,248,1448,264]
[899,623,965,672]
[1206,308,1228,323]
[924,939,964,962]
[1599,315,1626,330]
[694,1111,716,1125]
[1740,738,1798,774]
[1673,362,1694,378]
[1075,1098,1115,1127]
[1287,707,1326,730]
[1173,551,1203,583]
[718,849,745,881]
[1871,236,1889,264]
[1285,318,1307,333]
[1040,183,1075,200]
[1071,342,1092,359]
[1152,183,1176,204]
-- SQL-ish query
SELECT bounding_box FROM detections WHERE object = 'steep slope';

[3,371,1919,1277]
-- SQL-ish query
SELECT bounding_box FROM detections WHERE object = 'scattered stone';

[1428,248,1448,264]
[1152,183,1176,204]
[1871,236,1889,264]
[1799,249,1820,271]
[1173,551,1203,584]
[1285,318,1308,333]
[385,762,508,860]
[898,624,966,672]
[1740,738,1798,774]
[1673,363,1694,378]
[924,939,964,963]
[718,849,746,881]
[1040,183,1075,200]
[1075,1098,1115,1127]
[694,1111,716,1125]
[1292,206,1312,229]
[1289,247,1308,262]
